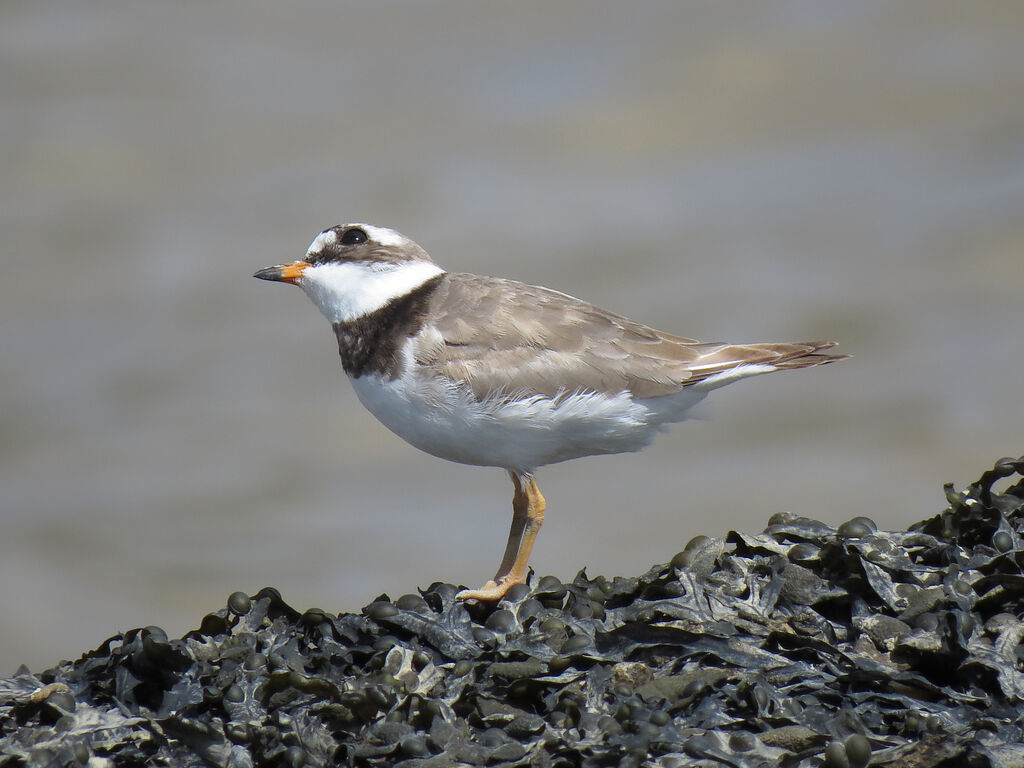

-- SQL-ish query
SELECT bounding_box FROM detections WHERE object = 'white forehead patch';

[357,224,410,248]
[307,229,338,255]
[299,259,445,324]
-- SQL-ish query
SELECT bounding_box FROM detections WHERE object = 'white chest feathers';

[346,351,706,473]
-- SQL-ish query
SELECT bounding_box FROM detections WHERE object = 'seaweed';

[3,457,1024,767]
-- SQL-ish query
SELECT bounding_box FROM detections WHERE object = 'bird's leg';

[505,475,545,583]
[493,471,530,580]
[456,472,546,601]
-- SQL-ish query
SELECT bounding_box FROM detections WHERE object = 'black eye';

[340,227,367,246]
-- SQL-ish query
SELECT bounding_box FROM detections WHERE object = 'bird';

[254,223,845,601]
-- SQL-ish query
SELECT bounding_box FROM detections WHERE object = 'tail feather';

[763,341,848,370]
[688,341,847,390]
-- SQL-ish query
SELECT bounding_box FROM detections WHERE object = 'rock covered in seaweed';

[3,456,1024,767]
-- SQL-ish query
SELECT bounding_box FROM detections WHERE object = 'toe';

[456,579,513,602]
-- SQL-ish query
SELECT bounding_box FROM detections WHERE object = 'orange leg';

[492,472,531,580]
[457,473,546,601]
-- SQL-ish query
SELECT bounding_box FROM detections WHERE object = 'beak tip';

[254,266,282,282]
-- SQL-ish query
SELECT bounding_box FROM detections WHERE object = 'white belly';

[348,369,706,474]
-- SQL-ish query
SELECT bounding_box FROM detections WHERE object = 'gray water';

[2,1,1023,675]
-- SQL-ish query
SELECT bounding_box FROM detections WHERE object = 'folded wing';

[412,273,843,401]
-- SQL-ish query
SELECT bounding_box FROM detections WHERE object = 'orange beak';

[253,260,309,285]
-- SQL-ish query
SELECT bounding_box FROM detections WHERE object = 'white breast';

[347,349,708,473]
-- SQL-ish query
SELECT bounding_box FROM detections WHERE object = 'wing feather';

[411,273,842,401]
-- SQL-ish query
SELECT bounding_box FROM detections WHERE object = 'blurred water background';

[2,1,1023,675]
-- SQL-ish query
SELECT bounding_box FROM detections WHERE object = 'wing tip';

[774,341,850,370]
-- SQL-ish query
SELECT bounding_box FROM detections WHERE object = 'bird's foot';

[456,578,520,602]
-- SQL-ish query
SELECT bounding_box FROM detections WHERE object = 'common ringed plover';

[255,223,845,601]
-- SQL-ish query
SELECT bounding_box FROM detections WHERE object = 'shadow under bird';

[255,223,845,600]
